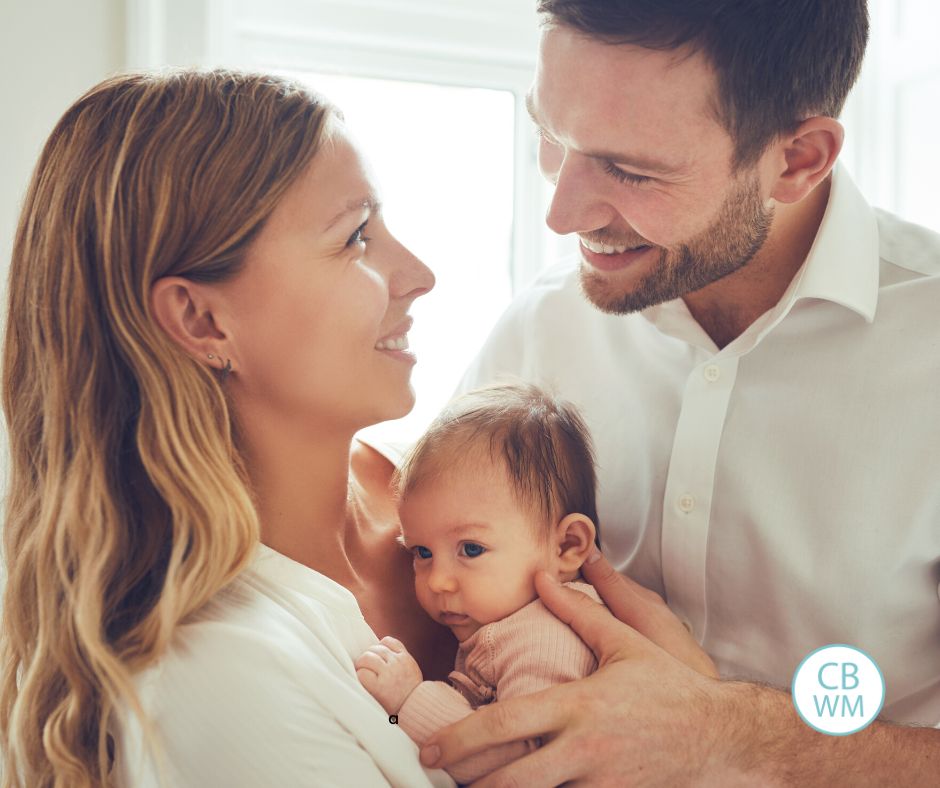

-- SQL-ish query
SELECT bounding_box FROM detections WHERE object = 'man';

[419,1,940,784]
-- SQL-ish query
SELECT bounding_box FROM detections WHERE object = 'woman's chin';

[369,387,416,426]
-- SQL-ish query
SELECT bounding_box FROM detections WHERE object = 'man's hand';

[355,635,423,715]
[581,549,718,678]
[419,555,726,786]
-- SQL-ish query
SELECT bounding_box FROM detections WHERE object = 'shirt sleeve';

[397,681,533,786]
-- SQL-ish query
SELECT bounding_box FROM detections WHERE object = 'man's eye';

[460,542,486,558]
[414,546,432,559]
[603,161,653,186]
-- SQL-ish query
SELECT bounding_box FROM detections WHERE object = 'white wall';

[0,0,125,515]
[0,0,126,291]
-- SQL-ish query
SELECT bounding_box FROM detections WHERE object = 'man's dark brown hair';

[537,0,870,168]
[395,382,599,536]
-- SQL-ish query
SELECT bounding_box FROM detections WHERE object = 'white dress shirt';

[458,165,940,726]
[114,544,454,787]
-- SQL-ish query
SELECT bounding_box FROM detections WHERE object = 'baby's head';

[395,383,598,641]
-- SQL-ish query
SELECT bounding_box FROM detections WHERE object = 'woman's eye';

[603,161,653,187]
[414,546,432,560]
[460,542,486,558]
[346,220,371,247]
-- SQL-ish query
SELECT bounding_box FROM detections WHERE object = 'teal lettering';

[813,694,839,717]
[841,662,859,691]
[818,663,839,690]
[841,695,864,717]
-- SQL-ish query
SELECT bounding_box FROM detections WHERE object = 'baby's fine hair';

[395,382,599,533]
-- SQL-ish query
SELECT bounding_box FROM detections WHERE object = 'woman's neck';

[239,408,364,587]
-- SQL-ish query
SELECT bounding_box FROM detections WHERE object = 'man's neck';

[683,175,832,350]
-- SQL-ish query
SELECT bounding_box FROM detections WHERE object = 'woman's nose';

[388,238,435,301]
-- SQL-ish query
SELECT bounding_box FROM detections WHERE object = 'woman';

[0,70,455,787]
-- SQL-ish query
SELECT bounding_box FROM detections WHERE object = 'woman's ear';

[553,513,597,575]
[769,116,844,205]
[150,276,229,362]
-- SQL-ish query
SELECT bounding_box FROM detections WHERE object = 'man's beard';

[579,172,774,315]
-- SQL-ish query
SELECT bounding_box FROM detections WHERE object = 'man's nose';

[545,150,618,237]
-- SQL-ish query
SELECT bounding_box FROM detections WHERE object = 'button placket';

[660,355,739,642]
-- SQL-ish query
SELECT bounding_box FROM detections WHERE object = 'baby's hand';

[355,635,423,714]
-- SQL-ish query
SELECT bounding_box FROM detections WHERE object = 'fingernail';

[587,547,602,565]
[420,744,441,766]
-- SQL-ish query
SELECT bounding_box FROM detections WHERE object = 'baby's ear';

[554,513,597,573]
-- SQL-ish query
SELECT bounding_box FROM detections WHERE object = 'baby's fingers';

[354,651,388,675]
[380,635,406,653]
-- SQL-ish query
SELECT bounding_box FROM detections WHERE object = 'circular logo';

[792,644,885,735]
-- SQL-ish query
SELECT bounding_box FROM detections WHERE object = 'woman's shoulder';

[139,547,376,690]
[115,559,433,787]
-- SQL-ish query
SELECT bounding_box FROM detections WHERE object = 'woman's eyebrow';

[323,195,381,231]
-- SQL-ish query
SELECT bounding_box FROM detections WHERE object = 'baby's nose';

[427,565,457,594]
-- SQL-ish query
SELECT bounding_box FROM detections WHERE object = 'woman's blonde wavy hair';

[0,69,333,786]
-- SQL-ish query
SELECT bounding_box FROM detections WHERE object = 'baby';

[355,383,604,785]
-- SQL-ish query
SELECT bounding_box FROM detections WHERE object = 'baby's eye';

[459,542,486,558]
[413,546,432,560]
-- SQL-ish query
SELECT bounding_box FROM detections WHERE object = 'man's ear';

[554,513,597,574]
[768,116,844,205]
[150,276,229,362]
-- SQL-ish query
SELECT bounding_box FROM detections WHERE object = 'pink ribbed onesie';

[398,581,602,785]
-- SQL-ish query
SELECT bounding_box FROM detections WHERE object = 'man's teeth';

[581,238,648,255]
[375,335,409,351]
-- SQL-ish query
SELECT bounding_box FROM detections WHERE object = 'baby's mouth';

[440,612,470,626]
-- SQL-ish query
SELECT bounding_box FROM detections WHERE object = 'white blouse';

[114,544,454,787]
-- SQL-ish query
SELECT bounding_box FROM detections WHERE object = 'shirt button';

[703,364,721,382]
[678,494,695,513]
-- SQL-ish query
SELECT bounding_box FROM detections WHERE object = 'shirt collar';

[640,163,880,353]
[791,162,879,324]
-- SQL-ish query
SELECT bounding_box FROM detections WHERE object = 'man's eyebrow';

[324,195,381,232]
[525,90,684,177]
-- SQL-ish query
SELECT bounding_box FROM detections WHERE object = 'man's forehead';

[534,24,721,134]
[528,28,731,162]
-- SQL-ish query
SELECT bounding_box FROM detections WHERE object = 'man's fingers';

[534,571,640,662]
[421,687,567,768]
[582,548,665,628]
[578,553,719,677]
[470,741,576,788]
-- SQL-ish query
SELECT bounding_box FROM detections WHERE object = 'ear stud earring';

[206,353,232,382]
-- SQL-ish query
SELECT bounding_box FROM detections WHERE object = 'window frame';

[126,0,552,292]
